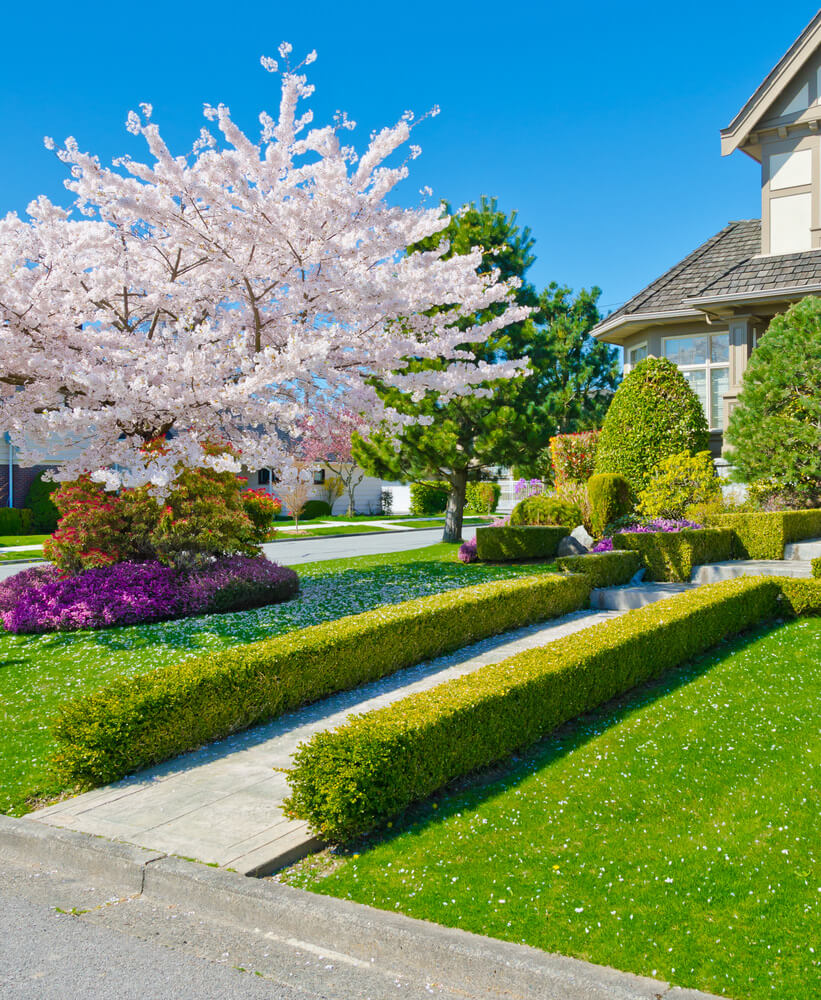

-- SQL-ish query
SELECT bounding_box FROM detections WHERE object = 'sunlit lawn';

[281,618,821,1000]
[0,543,558,815]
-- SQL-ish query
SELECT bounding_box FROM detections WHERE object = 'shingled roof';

[602,220,762,323]
[691,245,821,302]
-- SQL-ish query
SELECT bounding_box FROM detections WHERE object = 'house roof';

[720,10,821,157]
[593,219,821,341]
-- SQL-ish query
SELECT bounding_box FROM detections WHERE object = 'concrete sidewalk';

[31,608,622,876]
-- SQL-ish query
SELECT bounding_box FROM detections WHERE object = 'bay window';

[663,333,729,430]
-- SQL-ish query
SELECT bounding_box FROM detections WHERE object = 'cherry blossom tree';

[297,407,368,516]
[0,45,528,492]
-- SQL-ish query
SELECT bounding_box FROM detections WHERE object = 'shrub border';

[475,526,569,562]
[612,528,735,582]
[284,576,821,841]
[51,571,590,788]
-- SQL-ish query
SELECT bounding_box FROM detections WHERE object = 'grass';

[0,535,50,547]
[280,617,821,1000]
[0,543,558,816]
[391,517,494,529]
[0,551,43,563]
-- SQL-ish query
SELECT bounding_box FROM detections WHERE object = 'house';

[593,11,821,456]
[244,465,411,516]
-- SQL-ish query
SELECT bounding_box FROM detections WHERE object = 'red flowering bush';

[242,489,282,542]
[44,467,261,575]
[549,430,600,488]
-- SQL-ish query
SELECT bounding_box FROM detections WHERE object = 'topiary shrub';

[726,295,821,509]
[464,481,501,515]
[637,450,720,521]
[595,357,709,496]
[301,499,333,521]
[509,495,581,528]
[409,481,449,516]
[587,473,632,537]
[24,470,60,533]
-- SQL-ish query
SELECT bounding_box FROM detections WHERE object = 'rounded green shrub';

[637,450,720,520]
[595,357,709,496]
[587,473,632,537]
[24,470,59,533]
[509,494,581,528]
[301,499,333,521]
[409,481,449,516]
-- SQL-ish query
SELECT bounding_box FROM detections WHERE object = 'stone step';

[784,538,821,561]
[590,582,697,611]
[691,560,813,584]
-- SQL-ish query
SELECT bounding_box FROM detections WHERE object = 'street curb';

[0,814,728,1000]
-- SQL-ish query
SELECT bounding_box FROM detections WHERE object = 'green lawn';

[281,618,821,1000]
[391,517,494,529]
[274,525,390,537]
[0,550,43,563]
[0,535,51,547]
[0,543,558,816]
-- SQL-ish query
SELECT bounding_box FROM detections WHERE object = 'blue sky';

[2,2,816,316]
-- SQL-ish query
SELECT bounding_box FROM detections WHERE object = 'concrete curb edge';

[0,815,727,1000]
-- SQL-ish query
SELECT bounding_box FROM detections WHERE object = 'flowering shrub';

[45,468,260,575]
[1,556,299,634]
[242,489,282,542]
[457,537,478,563]
[549,431,599,489]
[514,478,545,499]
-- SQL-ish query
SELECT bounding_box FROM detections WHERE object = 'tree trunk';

[443,469,468,543]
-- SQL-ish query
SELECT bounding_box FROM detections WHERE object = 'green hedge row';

[556,550,642,589]
[708,510,821,560]
[284,577,783,841]
[813,557,821,580]
[52,571,590,788]
[475,526,568,562]
[0,507,33,535]
[613,528,735,582]
[777,577,821,616]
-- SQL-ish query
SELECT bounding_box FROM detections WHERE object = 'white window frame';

[662,332,730,431]
[625,342,648,372]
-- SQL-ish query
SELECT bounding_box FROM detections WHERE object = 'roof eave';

[720,10,821,157]
[686,283,821,311]
[592,308,706,344]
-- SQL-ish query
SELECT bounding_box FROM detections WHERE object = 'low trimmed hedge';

[51,571,590,788]
[813,557,821,579]
[777,577,821,616]
[284,577,782,841]
[556,550,642,589]
[708,510,821,560]
[613,528,735,582]
[475,526,569,562]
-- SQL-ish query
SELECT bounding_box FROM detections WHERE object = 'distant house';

[244,464,411,516]
[593,11,821,455]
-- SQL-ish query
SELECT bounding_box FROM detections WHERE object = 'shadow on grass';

[340,620,783,855]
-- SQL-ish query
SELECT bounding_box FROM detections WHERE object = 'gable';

[721,12,821,159]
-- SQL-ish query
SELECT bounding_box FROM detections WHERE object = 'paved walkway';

[31,609,621,875]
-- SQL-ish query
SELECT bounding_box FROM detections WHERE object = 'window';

[313,469,325,485]
[663,332,729,430]
[626,343,647,369]
[257,468,271,486]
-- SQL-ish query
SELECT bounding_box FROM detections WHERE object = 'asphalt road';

[262,525,476,567]
[0,859,477,1000]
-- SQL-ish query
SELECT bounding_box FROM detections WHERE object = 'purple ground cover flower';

[458,537,478,563]
[1,556,299,634]
[592,519,704,553]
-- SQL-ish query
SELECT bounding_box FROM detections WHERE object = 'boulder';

[570,525,594,549]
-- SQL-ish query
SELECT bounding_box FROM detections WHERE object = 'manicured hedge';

[556,550,642,589]
[509,495,581,528]
[52,571,590,788]
[475,526,569,562]
[613,528,735,582]
[0,507,33,535]
[284,577,782,841]
[708,510,821,560]
[777,577,821,616]
[587,473,631,537]
[813,557,821,580]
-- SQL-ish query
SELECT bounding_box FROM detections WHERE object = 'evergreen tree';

[725,295,821,506]
[354,197,619,541]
